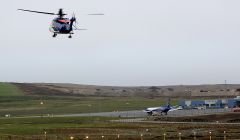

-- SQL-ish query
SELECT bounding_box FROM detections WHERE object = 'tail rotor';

[71,13,87,31]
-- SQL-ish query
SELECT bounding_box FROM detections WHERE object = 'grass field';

[0,83,24,96]
[0,116,239,140]
[0,83,178,116]
[0,96,178,116]
[0,116,118,135]
[0,83,240,139]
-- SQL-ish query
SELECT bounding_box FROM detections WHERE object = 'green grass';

[0,83,179,116]
[1,83,240,139]
[0,116,119,135]
[0,116,175,136]
[0,116,240,140]
[0,96,178,116]
[0,83,24,96]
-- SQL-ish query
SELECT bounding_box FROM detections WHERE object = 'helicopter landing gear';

[68,35,72,38]
[52,33,57,38]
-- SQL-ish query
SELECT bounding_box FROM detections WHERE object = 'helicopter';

[18,8,103,38]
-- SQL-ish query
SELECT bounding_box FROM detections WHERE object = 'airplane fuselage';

[144,105,171,116]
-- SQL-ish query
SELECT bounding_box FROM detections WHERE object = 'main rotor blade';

[18,9,56,15]
[88,13,104,15]
[76,29,88,30]
[73,24,87,30]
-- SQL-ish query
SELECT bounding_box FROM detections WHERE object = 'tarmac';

[55,108,232,118]
[3,108,232,119]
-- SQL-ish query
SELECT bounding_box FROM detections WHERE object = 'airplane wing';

[168,108,178,112]
[154,107,164,112]
[169,106,183,112]
[143,107,162,112]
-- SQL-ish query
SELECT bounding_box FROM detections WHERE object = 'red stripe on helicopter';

[58,19,70,23]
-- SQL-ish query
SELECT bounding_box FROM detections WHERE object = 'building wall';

[180,98,238,109]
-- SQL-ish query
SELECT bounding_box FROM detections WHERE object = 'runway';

[55,108,231,118]
[3,108,232,119]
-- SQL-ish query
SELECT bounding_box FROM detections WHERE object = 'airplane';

[144,104,182,116]
[18,8,103,38]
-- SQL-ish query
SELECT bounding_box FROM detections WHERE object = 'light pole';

[40,101,44,117]
[44,131,47,140]
[209,131,212,140]
[163,133,166,140]
[117,134,120,139]
[178,132,181,140]
[193,131,196,140]
[224,131,226,140]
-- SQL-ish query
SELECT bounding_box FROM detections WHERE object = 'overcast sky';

[1,0,240,86]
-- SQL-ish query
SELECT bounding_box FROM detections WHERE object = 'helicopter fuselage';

[49,18,73,34]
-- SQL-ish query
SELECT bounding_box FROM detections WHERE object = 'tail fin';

[167,104,170,108]
[167,98,171,108]
[70,16,76,31]
[167,98,171,107]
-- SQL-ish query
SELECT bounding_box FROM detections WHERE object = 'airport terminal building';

[179,96,240,109]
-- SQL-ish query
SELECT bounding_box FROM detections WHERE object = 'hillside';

[12,83,240,98]
[0,83,24,96]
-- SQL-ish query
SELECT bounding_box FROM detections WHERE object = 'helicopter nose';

[61,26,67,31]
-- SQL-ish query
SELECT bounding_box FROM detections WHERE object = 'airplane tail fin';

[167,104,170,108]
[167,98,171,108]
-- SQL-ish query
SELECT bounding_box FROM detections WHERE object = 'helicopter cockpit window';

[56,19,70,24]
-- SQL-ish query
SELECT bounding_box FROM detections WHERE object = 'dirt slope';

[12,83,240,98]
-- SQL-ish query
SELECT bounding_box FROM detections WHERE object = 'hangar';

[180,96,240,109]
[234,96,240,107]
